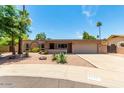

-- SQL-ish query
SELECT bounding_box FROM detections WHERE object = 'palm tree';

[18,5,31,55]
[96,21,102,40]
[18,5,25,55]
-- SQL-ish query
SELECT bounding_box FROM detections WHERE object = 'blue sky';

[17,5,124,39]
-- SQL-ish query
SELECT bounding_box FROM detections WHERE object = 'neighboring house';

[107,35,124,54]
[22,35,124,54]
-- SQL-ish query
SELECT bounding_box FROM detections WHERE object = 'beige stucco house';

[22,39,107,54]
[22,35,124,54]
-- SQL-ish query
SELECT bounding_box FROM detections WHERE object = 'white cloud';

[75,31,82,39]
[82,6,99,25]
[82,10,91,17]
[82,5,98,17]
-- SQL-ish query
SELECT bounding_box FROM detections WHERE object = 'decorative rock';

[39,56,47,60]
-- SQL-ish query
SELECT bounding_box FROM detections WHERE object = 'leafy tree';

[35,32,46,40]
[0,5,19,55]
[22,34,29,40]
[0,34,28,46]
[96,21,102,39]
[82,31,96,40]
[82,32,89,39]
[0,37,11,46]
[0,6,4,37]
[89,35,96,40]
[0,5,31,55]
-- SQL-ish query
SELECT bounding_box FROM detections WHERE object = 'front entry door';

[110,44,117,53]
[107,44,117,53]
[67,43,72,53]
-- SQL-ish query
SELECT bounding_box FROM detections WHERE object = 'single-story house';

[22,35,124,54]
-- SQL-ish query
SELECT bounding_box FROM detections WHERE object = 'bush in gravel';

[44,50,48,54]
[56,53,67,64]
[31,48,40,52]
[52,53,57,61]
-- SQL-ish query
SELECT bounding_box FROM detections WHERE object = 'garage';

[72,42,98,54]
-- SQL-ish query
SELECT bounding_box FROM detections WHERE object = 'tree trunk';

[18,37,23,54]
[11,33,16,55]
[17,5,25,55]
[99,26,101,40]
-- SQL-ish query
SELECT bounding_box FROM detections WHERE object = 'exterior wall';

[30,42,39,49]
[98,40,107,54]
[0,45,18,53]
[22,40,45,51]
[117,47,124,54]
[45,42,49,49]
[98,45,107,54]
[48,49,67,53]
[0,46,9,52]
[72,41,98,54]
[107,37,124,54]
[22,40,104,54]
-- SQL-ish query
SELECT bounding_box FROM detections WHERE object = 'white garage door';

[72,43,98,54]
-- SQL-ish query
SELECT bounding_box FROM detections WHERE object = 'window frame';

[57,44,67,49]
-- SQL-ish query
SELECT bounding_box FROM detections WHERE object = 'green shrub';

[52,53,57,61]
[56,53,67,64]
[44,50,48,54]
[39,50,44,54]
[31,47,40,52]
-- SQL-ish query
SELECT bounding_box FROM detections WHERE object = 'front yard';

[0,53,95,68]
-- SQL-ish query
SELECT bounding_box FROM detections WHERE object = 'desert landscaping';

[0,53,95,68]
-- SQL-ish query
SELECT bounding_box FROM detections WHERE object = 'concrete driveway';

[78,54,124,72]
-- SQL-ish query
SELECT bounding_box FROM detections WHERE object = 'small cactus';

[56,52,67,64]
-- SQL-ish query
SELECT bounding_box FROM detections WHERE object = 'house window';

[58,44,67,49]
[49,43,54,49]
